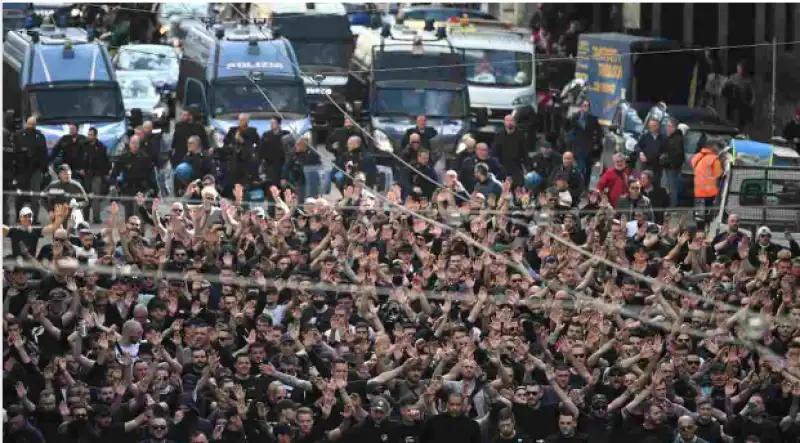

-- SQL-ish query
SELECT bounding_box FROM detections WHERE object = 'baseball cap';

[58,164,71,173]
[19,207,33,217]
[370,396,390,413]
[756,226,771,237]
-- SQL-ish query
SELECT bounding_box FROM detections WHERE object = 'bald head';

[143,121,153,133]
[347,135,362,151]
[26,116,37,128]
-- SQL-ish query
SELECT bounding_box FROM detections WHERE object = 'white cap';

[756,226,772,237]
[19,207,33,217]
[445,170,458,177]
[252,207,266,219]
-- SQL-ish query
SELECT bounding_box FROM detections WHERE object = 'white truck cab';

[444,19,535,136]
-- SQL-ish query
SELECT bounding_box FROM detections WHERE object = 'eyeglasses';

[687,360,700,365]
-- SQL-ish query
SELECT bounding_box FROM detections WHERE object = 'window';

[211,81,305,117]
[463,49,533,87]
[184,79,205,109]
[292,42,348,69]
[374,88,467,118]
[28,87,123,121]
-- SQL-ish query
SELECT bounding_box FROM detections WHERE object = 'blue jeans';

[666,169,682,207]
[324,169,346,195]
[575,152,590,186]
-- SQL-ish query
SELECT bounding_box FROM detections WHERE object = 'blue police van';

[178,22,313,150]
[3,25,128,158]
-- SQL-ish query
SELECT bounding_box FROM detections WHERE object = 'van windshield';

[28,86,124,122]
[463,49,533,87]
[211,81,306,117]
[374,88,467,118]
[292,42,348,71]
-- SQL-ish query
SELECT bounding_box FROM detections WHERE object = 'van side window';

[185,79,204,109]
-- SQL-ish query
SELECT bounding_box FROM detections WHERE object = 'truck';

[712,139,800,236]
[268,9,356,139]
[439,17,535,141]
[350,22,473,177]
[3,25,128,158]
[573,33,699,127]
[178,21,313,149]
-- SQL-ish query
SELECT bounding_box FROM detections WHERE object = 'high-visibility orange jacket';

[691,147,722,198]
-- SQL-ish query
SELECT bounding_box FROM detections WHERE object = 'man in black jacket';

[221,113,259,198]
[565,99,602,186]
[42,164,89,216]
[82,127,112,223]
[635,119,667,187]
[258,117,290,187]
[529,140,562,192]
[13,117,49,223]
[182,136,214,186]
[493,114,530,188]
[640,169,670,225]
[663,118,685,207]
[172,107,210,166]
[420,393,481,443]
[111,135,157,219]
[49,123,88,185]
[401,115,438,152]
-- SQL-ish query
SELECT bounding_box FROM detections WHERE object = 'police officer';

[50,122,88,185]
[82,127,112,223]
[13,117,48,224]
[110,135,157,219]
[42,164,89,218]
[142,120,173,197]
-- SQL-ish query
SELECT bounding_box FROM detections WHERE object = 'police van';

[258,4,356,138]
[178,22,312,149]
[3,25,127,158]
[440,18,535,139]
[351,21,473,175]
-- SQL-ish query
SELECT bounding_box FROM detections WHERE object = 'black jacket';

[112,149,157,194]
[142,131,170,168]
[258,129,289,176]
[50,134,88,172]
[530,149,562,180]
[643,184,670,224]
[635,132,666,168]
[664,131,685,171]
[220,127,258,184]
[82,140,112,176]
[420,413,481,443]
[282,149,322,185]
[566,113,602,155]
[12,128,49,176]
[182,151,214,183]
[327,126,366,166]
[342,417,402,443]
[171,120,210,165]
[493,129,529,172]
[401,126,438,152]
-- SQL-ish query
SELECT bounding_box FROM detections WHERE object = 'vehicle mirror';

[473,108,488,127]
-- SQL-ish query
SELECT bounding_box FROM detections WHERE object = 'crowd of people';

[5,87,800,443]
